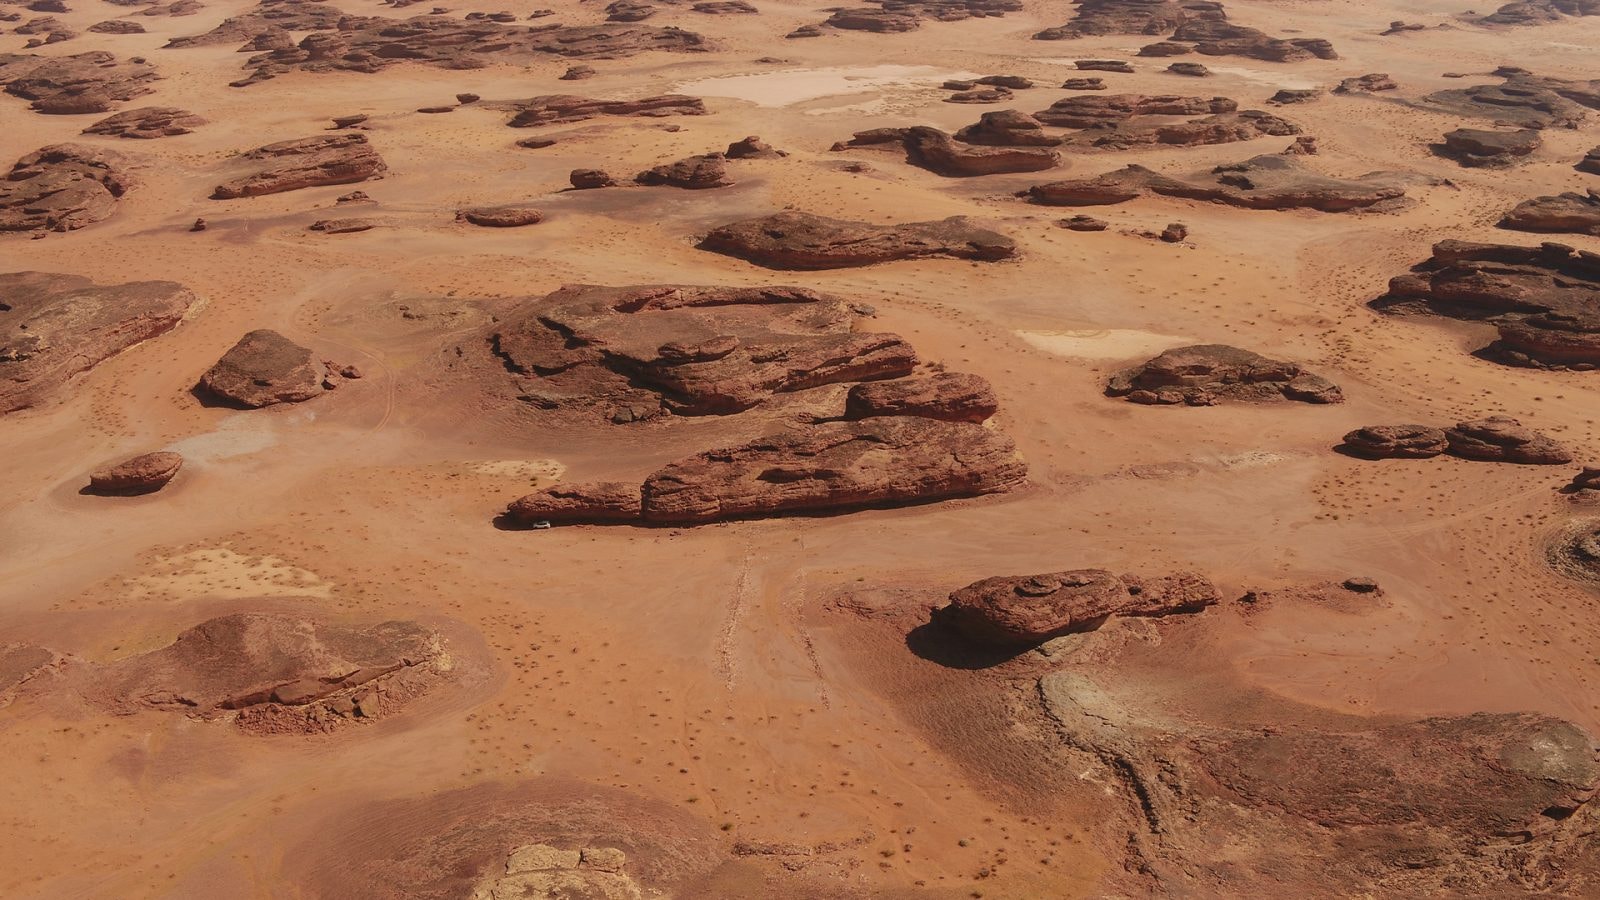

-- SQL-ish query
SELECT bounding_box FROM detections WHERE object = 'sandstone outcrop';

[198,329,325,408]
[0,143,132,232]
[940,568,1219,646]
[1167,62,1208,76]
[1445,415,1571,464]
[569,168,615,189]
[816,0,1021,33]
[1033,93,1236,128]
[90,612,448,734]
[1435,128,1541,167]
[1581,146,1600,175]
[724,135,784,158]
[1335,73,1396,93]
[456,204,543,227]
[844,372,997,423]
[953,109,1060,146]
[1475,0,1600,25]
[1033,0,1224,39]
[211,133,386,199]
[1162,20,1337,62]
[0,50,157,114]
[1061,77,1105,90]
[634,153,731,188]
[86,451,183,494]
[504,482,642,525]
[487,284,915,419]
[1374,240,1600,369]
[834,126,1061,177]
[1106,344,1343,405]
[82,106,204,138]
[163,0,341,47]
[1500,190,1600,236]
[0,272,195,413]
[505,94,706,127]
[88,19,146,33]
[1337,424,1448,459]
[308,217,374,233]
[699,211,1015,269]
[1421,70,1600,129]
[1025,154,1405,212]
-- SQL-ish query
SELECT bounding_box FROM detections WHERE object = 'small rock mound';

[1547,518,1600,584]
[456,204,544,227]
[724,135,785,158]
[212,133,386,199]
[834,125,1061,177]
[87,451,183,495]
[0,50,158,114]
[1338,424,1448,459]
[0,143,132,232]
[198,329,326,408]
[81,106,205,139]
[505,482,642,526]
[1445,416,1571,464]
[940,568,1220,647]
[507,94,706,127]
[1500,190,1600,237]
[1581,145,1600,175]
[634,153,731,188]
[1106,344,1343,405]
[1435,128,1541,167]
[1334,73,1396,93]
[699,210,1015,270]
[844,372,998,423]
[954,110,1061,146]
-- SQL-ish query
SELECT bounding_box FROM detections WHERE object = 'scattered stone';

[87,451,183,495]
[82,106,205,139]
[1058,215,1108,231]
[946,87,1011,104]
[975,74,1033,89]
[308,218,374,233]
[1563,466,1600,500]
[455,92,478,103]
[198,329,326,408]
[1283,135,1317,155]
[190,217,206,231]
[506,94,706,127]
[699,210,1015,269]
[1167,62,1209,76]
[692,0,756,11]
[785,23,821,37]
[1106,344,1343,405]
[1335,73,1397,93]
[939,568,1219,647]
[456,204,543,227]
[212,134,386,199]
[0,50,159,114]
[336,190,370,203]
[416,105,454,113]
[1382,19,1424,34]
[0,272,195,414]
[0,143,132,232]
[635,153,731,189]
[1341,576,1380,593]
[516,137,556,150]
[604,0,654,22]
[331,114,367,129]
[505,483,641,525]
[569,168,615,189]
[1445,416,1571,464]
[1160,222,1187,242]
[844,372,998,423]
[1500,190,1600,237]
[1435,128,1541,167]
[560,64,596,81]
[1268,88,1319,105]
[1338,424,1448,459]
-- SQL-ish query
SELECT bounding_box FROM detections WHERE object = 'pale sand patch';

[677,65,978,107]
[165,416,280,462]
[467,459,567,481]
[1213,450,1290,470]
[1016,328,1192,360]
[1202,66,1321,90]
[121,548,332,604]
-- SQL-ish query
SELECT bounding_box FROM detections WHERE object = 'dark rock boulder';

[0,144,132,232]
[699,211,1015,269]
[198,329,325,408]
[940,568,1219,647]
[569,169,615,189]
[1025,154,1405,212]
[1107,344,1343,405]
[456,204,543,227]
[1338,424,1448,459]
[724,135,785,158]
[87,451,183,494]
[1335,73,1396,93]
[1445,416,1571,464]
[1435,128,1541,167]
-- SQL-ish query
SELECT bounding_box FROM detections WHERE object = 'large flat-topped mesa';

[1025,155,1407,212]
[699,211,1015,269]
[0,272,195,414]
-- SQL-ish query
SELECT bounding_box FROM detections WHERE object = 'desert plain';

[3,0,1600,896]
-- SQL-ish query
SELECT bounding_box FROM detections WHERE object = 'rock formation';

[1500,190,1600,236]
[197,329,326,408]
[833,126,1061,177]
[1337,424,1448,459]
[1032,93,1236,128]
[0,144,132,232]
[0,272,195,413]
[1156,20,1338,62]
[505,482,642,525]
[456,204,543,227]
[0,50,157,113]
[81,106,205,138]
[1107,344,1342,405]
[1434,128,1541,167]
[1335,73,1397,93]
[953,110,1060,146]
[634,153,731,188]
[1420,69,1600,129]
[89,612,448,734]
[1581,146,1600,175]
[487,283,916,419]
[1445,416,1571,464]
[699,211,1015,269]
[86,451,183,494]
[569,169,615,189]
[1374,240,1600,369]
[938,569,1220,646]
[211,134,386,199]
[1167,62,1208,77]
[1033,0,1225,39]
[814,0,1021,34]
[1474,0,1600,26]
[724,135,784,158]
[844,372,997,423]
[505,94,706,127]
[1024,154,1405,212]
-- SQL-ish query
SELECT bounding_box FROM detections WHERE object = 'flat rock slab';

[82,106,205,138]
[1027,154,1405,212]
[212,133,386,199]
[198,329,324,408]
[1,271,195,414]
[0,50,158,114]
[87,451,184,494]
[699,211,1015,269]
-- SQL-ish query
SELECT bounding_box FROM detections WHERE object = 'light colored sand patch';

[1213,450,1290,470]
[165,416,279,463]
[121,548,332,603]
[677,65,978,107]
[1203,66,1320,90]
[468,459,567,481]
[1017,329,1191,360]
